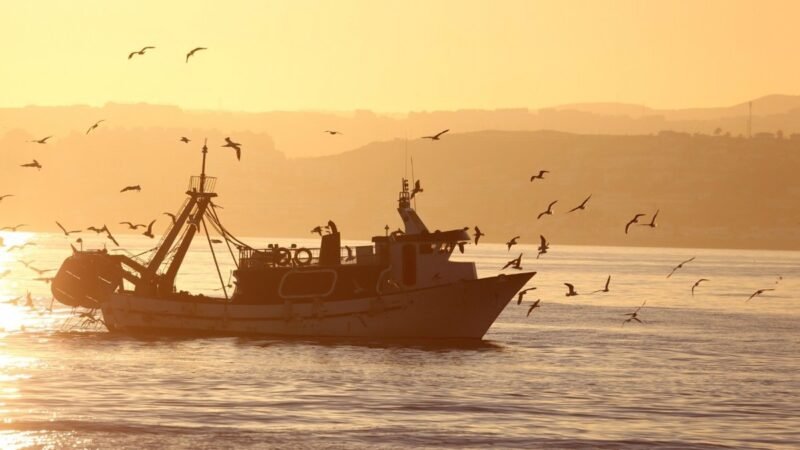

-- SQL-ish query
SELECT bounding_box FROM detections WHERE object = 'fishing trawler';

[51,144,534,339]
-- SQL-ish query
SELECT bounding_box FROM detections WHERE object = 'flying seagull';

[537,200,558,220]
[55,221,81,236]
[27,265,54,276]
[506,236,520,251]
[0,194,14,202]
[119,221,145,230]
[30,136,52,144]
[537,235,549,259]
[568,195,592,213]
[163,212,177,224]
[564,283,579,297]
[120,185,141,193]
[324,130,342,135]
[622,301,647,326]
[691,278,709,296]
[128,46,155,59]
[222,137,242,160]
[502,253,523,270]
[143,220,156,239]
[185,47,207,63]
[640,209,659,228]
[311,225,324,236]
[473,226,485,245]
[746,288,774,302]
[530,170,549,181]
[517,287,537,305]
[527,299,541,317]
[421,129,449,140]
[1,224,27,232]
[667,256,695,278]
[591,275,611,294]
[86,120,105,134]
[180,136,191,143]
[21,160,42,170]
[625,213,646,234]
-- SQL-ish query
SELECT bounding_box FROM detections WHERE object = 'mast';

[200,138,208,193]
[136,140,217,296]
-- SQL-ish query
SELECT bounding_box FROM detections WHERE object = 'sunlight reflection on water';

[0,234,797,448]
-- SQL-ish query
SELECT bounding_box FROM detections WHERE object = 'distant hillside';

[551,94,800,120]
[1,129,798,250]
[2,95,800,158]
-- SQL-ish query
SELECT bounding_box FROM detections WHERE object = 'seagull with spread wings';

[625,213,646,234]
[21,160,42,170]
[564,283,579,297]
[746,288,774,302]
[667,256,696,278]
[517,287,537,305]
[421,129,449,140]
[56,221,81,236]
[640,209,659,228]
[537,200,558,219]
[691,278,709,296]
[568,194,592,213]
[622,301,647,326]
[502,253,523,270]
[119,221,146,230]
[473,226,485,245]
[222,137,242,160]
[1,224,27,232]
[30,136,52,144]
[537,235,549,259]
[86,120,105,134]
[530,170,549,181]
[527,299,541,317]
[506,236,520,251]
[185,47,207,63]
[128,46,155,59]
[143,220,157,239]
[591,275,611,294]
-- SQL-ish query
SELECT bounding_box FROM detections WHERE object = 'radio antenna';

[404,135,408,179]
[410,155,416,210]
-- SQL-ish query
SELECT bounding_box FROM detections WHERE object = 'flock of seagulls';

[475,165,787,325]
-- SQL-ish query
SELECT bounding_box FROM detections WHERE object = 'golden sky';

[2,0,798,112]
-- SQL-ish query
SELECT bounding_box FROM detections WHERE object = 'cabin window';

[402,244,416,286]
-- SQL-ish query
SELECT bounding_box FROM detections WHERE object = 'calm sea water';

[0,232,798,449]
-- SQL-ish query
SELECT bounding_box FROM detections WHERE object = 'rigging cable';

[201,216,228,301]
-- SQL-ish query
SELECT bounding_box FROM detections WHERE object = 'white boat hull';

[100,273,532,339]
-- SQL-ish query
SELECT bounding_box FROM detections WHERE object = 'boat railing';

[188,176,216,193]
[239,245,376,269]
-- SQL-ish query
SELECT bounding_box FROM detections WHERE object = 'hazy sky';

[2,0,798,112]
